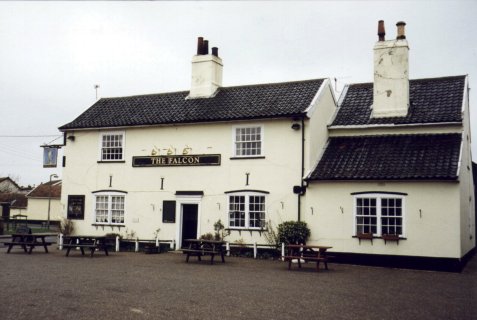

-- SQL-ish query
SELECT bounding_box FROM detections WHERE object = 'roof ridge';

[346,74,467,87]
[98,78,326,100]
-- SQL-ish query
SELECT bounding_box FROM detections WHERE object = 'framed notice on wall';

[67,195,85,220]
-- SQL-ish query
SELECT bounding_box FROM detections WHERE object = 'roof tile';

[332,76,465,126]
[308,134,461,180]
[60,79,324,130]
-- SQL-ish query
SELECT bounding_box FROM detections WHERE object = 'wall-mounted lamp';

[67,135,75,142]
[291,123,301,130]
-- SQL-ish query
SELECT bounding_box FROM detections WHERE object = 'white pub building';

[59,22,475,271]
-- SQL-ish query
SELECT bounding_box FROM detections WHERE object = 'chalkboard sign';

[67,195,85,220]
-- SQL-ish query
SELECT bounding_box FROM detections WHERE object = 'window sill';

[92,223,125,231]
[226,228,265,236]
[229,156,265,160]
[97,160,126,163]
[352,234,406,245]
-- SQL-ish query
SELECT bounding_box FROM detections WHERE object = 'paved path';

[0,248,475,319]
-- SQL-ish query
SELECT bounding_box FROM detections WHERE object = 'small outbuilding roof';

[59,79,325,130]
[27,180,62,199]
[308,134,461,181]
[0,193,27,208]
[331,75,466,126]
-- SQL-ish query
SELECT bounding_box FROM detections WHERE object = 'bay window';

[228,192,266,229]
[93,191,126,224]
[354,193,405,237]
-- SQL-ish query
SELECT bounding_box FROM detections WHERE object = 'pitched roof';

[59,79,325,130]
[27,180,62,198]
[0,193,27,208]
[308,134,461,181]
[331,76,465,126]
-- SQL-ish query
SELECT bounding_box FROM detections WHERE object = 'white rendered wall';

[61,119,304,243]
[459,83,476,256]
[24,198,61,221]
[304,181,462,258]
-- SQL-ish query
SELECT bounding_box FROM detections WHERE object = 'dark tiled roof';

[59,79,325,130]
[27,181,62,198]
[308,134,461,181]
[331,76,465,126]
[0,193,27,208]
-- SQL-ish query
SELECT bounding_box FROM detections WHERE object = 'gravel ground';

[0,246,475,320]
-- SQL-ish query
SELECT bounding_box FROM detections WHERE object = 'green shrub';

[277,221,311,245]
[200,232,214,240]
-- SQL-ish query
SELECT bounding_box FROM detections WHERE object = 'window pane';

[229,196,245,227]
[95,195,109,223]
[356,197,377,235]
[381,198,403,235]
[101,134,124,161]
[235,127,262,156]
[249,196,265,228]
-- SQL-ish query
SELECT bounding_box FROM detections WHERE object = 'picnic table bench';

[4,227,56,254]
[181,239,226,264]
[63,235,110,257]
[283,244,333,271]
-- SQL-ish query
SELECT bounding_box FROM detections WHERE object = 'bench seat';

[283,255,330,271]
[181,248,224,264]
[4,242,53,246]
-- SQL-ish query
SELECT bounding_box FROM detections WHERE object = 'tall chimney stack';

[189,37,223,99]
[378,20,385,41]
[372,20,410,118]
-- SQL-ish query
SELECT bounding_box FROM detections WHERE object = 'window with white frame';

[100,132,124,161]
[233,125,263,157]
[228,192,266,229]
[354,194,404,236]
[94,192,125,224]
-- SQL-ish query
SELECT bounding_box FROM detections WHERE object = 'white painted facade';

[60,85,336,246]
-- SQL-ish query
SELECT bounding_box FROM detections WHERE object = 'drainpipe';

[298,117,306,221]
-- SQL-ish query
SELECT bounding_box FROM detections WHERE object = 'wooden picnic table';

[4,233,57,254]
[283,244,333,271]
[62,235,110,257]
[181,239,226,264]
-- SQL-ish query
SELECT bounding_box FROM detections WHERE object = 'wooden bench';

[181,239,226,265]
[4,229,55,254]
[283,244,333,272]
[63,243,109,257]
[181,248,223,264]
[283,255,330,271]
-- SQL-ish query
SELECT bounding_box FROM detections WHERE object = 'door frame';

[175,194,202,249]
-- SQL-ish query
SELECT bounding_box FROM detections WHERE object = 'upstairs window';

[354,194,405,237]
[233,125,263,157]
[100,132,124,161]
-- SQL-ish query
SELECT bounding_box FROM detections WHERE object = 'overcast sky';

[0,1,476,187]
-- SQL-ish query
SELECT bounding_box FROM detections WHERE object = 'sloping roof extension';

[0,193,27,208]
[59,79,325,130]
[27,180,62,198]
[331,75,465,126]
[307,134,461,181]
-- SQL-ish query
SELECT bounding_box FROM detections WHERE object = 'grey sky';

[1,1,476,186]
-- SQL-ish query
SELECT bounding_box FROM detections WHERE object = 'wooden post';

[281,242,285,261]
[226,242,230,256]
[253,242,257,259]
[135,238,139,252]
[59,233,63,250]
[115,236,120,252]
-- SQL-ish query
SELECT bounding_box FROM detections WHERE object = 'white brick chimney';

[188,37,223,99]
[372,21,410,118]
